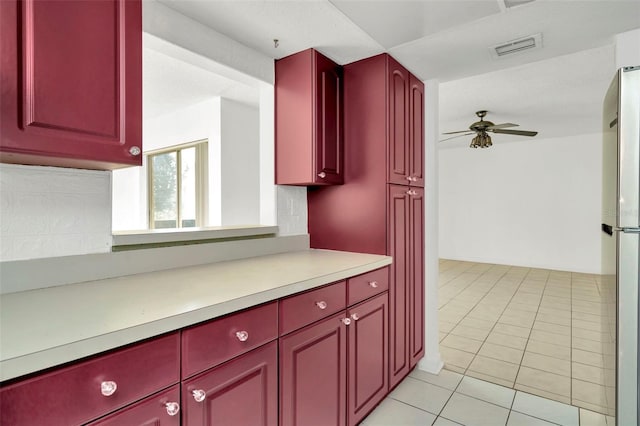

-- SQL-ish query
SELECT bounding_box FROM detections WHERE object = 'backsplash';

[0,164,112,261]
[277,185,308,236]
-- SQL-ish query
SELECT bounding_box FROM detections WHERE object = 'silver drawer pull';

[165,402,180,416]
[369,281,378,288]
[235,331,249,342]
[192,389,206,402]
[101,381,117,397]
[316,301,328,310]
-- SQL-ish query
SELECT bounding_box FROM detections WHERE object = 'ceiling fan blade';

[487,123,519,130]
[439,132,474,142]
[442,130,472,135]
[489,129,538,137]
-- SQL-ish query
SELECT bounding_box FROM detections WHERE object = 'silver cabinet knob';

[369,281,378,288]
[235,331,249,342]
[405,176,412,181]
[100,381,117,397]
[165,402,180,416]
[316,301,328,310]
[128,146,141,156]
[351,313,360,321]
[192,389,206,402]
[318,172,327,178]
[341,318,351,325]
[406,190,418,196]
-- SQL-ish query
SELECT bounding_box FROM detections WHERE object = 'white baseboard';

[417,353,444,374]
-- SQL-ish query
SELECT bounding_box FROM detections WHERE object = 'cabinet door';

[387,184,410,389]
[87,385,180,426]
[409,75,425,187]
[275,48,342,186]
[182,342,278,426]
[387,57,409,185]
[280,312,347,426]
[347,293,388,426]
[409,188,425,367]
[0,0,142,170]
[314,50,343,185]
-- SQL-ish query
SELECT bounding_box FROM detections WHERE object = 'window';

[147,141,207,229]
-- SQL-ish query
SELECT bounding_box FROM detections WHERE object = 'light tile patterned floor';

[362,369,614,426]
[437,260,616,417]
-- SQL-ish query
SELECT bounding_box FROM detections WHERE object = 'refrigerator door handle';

[617,227,640,234]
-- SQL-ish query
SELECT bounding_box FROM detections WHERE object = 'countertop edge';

[0,255,391,382]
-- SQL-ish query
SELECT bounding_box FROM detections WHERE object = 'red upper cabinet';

[275,48,343,186]
[388,57,424,187]
[387,57,410,186]
[409,75,425,187]
[0,0,142,170]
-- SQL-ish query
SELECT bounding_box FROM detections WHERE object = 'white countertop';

[0,249,391,382]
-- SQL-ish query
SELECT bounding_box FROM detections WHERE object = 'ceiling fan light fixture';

[470,132,492,149]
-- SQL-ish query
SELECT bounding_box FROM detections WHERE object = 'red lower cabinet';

[280,293,389,426]
[1,272,395,426]
[0,333,180,426]
[347,293,388,426]
[182,341,278,426]
[280,311,348,426]
[87,385,181,425]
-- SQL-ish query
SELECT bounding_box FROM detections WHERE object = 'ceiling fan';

[441,110,538,148]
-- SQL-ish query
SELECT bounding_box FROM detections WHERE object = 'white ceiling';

[150,0,640,142]
[143,47,259,119]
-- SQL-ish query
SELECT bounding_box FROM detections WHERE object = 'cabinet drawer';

[280,280,346,335]
[347,267,389,306]
[0,332,180,426]
[182,301,278,378]
[86,385,181,426]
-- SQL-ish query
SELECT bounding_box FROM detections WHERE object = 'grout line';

[497,267,549,388]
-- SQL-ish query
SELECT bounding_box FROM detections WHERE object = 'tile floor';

[437,260,616,416]
[362,369,614,426]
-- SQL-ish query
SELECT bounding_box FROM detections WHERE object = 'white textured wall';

[0,164,112,261]
[220,99,260,225]
[439,133,602,273]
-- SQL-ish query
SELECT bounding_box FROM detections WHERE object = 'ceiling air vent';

[491,33,542,59]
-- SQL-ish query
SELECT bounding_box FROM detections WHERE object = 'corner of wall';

[615,28,640,68]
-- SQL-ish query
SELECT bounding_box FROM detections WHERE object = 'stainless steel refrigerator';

[602,65,639,425]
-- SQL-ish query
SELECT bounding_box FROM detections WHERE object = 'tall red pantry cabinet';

[0,0,142,170]
[308,53,425,390]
